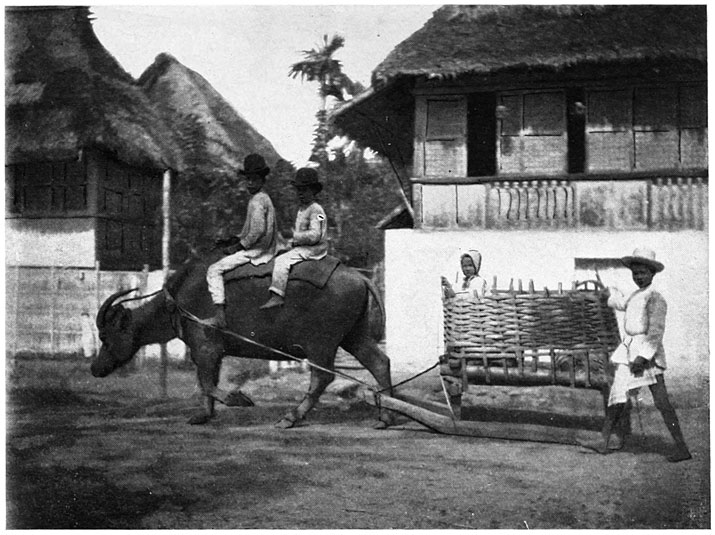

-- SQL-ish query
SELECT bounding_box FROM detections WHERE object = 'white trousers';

[608,363,661,406]
[206,251,252,304]
[269,248,314,297]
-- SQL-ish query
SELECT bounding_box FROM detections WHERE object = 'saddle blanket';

[224,255,341,289]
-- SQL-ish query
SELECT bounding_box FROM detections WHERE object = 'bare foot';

[667,450,692,463]
[260,295,285,309]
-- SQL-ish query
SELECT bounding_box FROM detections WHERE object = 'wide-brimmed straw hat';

[291,167,323,192]
[621,247,664,273]
[238,153,270,177]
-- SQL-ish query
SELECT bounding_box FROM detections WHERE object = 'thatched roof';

[6,6,180,170]
[371,5,706,84]
[139,53,283,175]
[332,4,707,161]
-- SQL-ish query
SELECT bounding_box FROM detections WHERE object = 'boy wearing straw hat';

[580,248,691,462]
[205,154,280,327]
[261,167,328,309]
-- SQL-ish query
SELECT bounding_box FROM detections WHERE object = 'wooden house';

[333,5,708,387]
[6,6,181,271]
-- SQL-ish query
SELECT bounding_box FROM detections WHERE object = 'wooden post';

[49,266,56,355]
[140,264,150,365]
[12,265,21,356]
[160,169,171,399]
[95,260,101,311]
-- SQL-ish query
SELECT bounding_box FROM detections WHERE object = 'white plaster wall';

[6,218,96,267]
[384,229,708,387]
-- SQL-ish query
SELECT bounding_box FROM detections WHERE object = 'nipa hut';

[332,5,708,388]
[6,6,181,271]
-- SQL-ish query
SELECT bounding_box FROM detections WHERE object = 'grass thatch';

[138,52,283,174]
[372,5,706,84]
[6,6,180,170]
[333,5,707,160]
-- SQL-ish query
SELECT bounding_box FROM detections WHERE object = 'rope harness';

[107,286,442,414]
[158,287,437,396]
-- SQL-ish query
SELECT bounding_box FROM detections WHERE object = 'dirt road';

[6,358,710,529]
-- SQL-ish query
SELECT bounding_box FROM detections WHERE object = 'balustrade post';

[536,180,548,222]
[685,177,695,228]
[665,177,675,228]
[563,180,574,227]
[517,181,528,225]
[527,180,539,226]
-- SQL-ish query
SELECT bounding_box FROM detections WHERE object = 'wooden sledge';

[364,391,601,445]
[364,279,619,445]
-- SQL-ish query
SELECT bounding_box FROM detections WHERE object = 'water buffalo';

[91,253,394,428]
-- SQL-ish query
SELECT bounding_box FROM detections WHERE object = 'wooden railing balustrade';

[486,180,576,228]
[414,173,707,230]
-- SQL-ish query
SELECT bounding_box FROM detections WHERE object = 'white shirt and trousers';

[206,191,279,305]
[269,202,328,298]
[606,284,667,406]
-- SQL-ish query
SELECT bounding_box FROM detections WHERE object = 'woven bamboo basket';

[440,282,621,390]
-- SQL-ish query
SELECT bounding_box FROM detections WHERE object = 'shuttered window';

[417,97,467,177]
[586,83,707,172]
[7,160,88,215]
[680,84,708,168]
[497,91,567,174]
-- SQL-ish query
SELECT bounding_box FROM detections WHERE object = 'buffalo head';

[91,288,138,377]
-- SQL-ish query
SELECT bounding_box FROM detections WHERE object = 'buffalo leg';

[184,327,226,425]
[340,336,395,429]
[276,367,335,429]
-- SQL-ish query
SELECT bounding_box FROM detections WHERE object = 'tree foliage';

[289,34,409,269]
[169,112,296,263]
[289,34,364,164]
[319,143,405,268]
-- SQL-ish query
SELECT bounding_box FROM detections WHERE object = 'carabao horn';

[96,288,139,329]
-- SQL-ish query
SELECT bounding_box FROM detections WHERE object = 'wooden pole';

[160,169,171,399]
[95,260,101,312]
[365,392,601,445]
[49,266,56,355]
[12,265,20,356]
[140,264,150,364]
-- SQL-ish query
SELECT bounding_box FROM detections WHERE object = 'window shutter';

[421,97,467,177]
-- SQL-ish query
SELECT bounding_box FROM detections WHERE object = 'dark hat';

[291,167,323,192]
[621,247,664,273]
[239,153,270,177]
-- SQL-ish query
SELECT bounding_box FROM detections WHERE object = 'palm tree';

[289,34,362,163]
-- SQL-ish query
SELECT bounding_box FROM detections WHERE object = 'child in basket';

[442,250,487,300]
[261,167,328,309]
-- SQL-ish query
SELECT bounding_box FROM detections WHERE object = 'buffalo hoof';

[225,390,255,407]
[188,412,212,425]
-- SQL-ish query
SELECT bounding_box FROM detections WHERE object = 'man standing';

[580,248,691,462]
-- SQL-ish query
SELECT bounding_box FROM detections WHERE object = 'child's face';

[245,174,265,194]
[295,185,316,205]
[461,257,476,277]
[631,263,654,289]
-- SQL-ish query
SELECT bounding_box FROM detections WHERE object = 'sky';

[88,4,439,167]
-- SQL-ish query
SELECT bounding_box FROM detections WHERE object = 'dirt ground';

[6,355,710,529]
